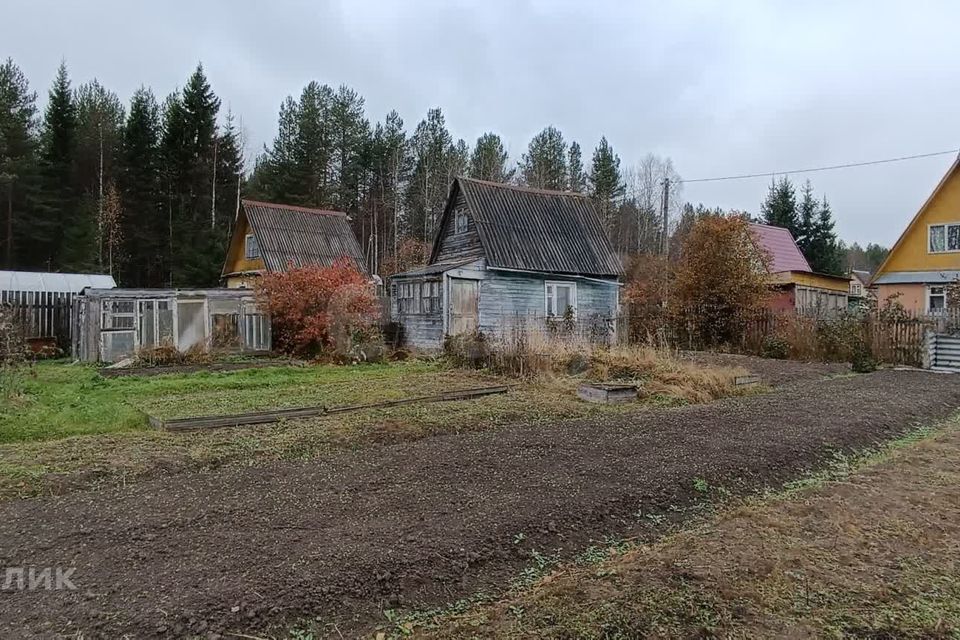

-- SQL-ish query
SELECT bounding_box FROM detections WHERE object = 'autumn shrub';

[669,216,771,348]
[0,305,31,405]
[256,261,381,359]
[380,237,430,277]
[622,253,670,343]
[133,343,213,368]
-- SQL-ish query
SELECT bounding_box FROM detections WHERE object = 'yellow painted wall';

[880,164,960,274]
[876,284,928,312]
[222,214,265,279]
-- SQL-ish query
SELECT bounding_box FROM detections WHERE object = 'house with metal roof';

[872,156,960,313]
[748,223,851,314]
[221,199,367,288]
[390,178,623,349]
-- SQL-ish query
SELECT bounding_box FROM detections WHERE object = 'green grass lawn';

[0,359,447,443]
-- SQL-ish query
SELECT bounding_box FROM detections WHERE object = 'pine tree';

[469,132,511,182]
[567,141,585,192]
[329,85,370,217]
[119,87,164,286]
[0,58,39,269]
[518,126,567,190]
[37,61,78,270]
[367,110,409,269]
[760,176,799,240]
[295,81,335,207]
[588,136,624,235]
[405,108,453,243]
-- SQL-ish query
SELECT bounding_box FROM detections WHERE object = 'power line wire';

[680,148,960,184]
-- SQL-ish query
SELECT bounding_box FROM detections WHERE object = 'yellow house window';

[929,223,960,253]
[245,234,259,259]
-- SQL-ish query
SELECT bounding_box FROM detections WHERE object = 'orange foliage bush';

[255,261,381,357]
[670,216,771,346]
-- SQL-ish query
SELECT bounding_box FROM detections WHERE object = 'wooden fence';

[0,290,75,350]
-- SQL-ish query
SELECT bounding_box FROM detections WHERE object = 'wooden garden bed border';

[146,385,513,431]
[100,357,294,378]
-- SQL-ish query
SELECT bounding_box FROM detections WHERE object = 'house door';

[448,278,479,335]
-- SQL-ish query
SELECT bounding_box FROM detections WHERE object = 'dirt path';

[0,371,957,638]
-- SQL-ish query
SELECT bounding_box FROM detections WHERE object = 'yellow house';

[873,157,960,312]
[221,200,367,288]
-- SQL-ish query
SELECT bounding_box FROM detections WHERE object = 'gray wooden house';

[390,178,623,349]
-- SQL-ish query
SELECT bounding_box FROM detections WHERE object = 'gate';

[927,331,960,372]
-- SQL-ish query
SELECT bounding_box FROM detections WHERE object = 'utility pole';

[660,177,670,256]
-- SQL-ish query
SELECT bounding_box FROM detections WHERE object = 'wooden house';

[749,223,850,313]
[390,178,623,349]
[873,157,960,313]
[221,199,367,288]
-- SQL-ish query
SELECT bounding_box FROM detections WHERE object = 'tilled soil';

[0,370,957,638]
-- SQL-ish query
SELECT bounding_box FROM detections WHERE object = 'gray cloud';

[7,0,960,246]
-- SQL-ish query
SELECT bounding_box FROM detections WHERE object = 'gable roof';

[874,154,960,278]
[431,178,623,278]
[749,223,811,273]
[228,200,366,275]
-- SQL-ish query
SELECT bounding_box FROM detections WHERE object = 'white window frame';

[454,209,469,234]
[851,283,862,296]
[927,285,947,314]
[928,223,960,254]
[245,233,260,259]
[545,281,578,318]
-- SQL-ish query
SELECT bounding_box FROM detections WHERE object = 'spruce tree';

[795,179,818,255]
[588,136,624,233]
[37,61,78,270]
[518,126,567,190]
[806,196,843,274]
[760,176,799,240]
[468,132,511,182]
[120,87,164,286]
[0,58,39,269]
[367,110,409,266]
[567,141,585,192]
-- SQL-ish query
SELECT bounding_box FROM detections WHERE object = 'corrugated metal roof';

[392,259,476,278]
[873,270,960,285]
[749,223,811,273]
[442,178,623,278]
[241,200,367,274]
[0,270,116,293]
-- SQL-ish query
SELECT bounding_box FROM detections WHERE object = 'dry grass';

[448,329,751,405]
[406,417,960,640]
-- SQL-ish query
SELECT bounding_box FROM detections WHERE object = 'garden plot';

[0,370,957,638]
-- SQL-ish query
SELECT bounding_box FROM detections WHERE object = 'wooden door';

[448,278,479,335]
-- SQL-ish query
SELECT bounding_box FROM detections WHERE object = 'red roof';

[749,223,811,273]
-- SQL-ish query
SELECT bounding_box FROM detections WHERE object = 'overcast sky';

[8,0,960,247]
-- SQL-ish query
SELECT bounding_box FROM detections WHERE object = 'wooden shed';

[0,270,116,352]
[390,178,624,350]
[72,288,271,363]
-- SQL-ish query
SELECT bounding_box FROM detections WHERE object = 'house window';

[545,281,577,318]
[851,283,862,296]
[928,286,947,313]
[421,280,441,314]
[454,209,469,234]
[929,223,960,253]
[245,234,259,259]
[101,299,135,329]
[398,282,420,314]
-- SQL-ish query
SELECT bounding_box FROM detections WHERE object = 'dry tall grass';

[445,328,749,404]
